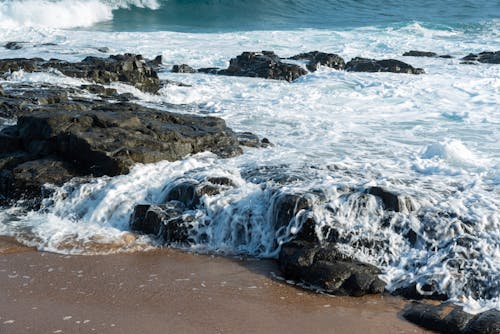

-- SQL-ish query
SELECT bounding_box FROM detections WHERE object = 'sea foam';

[0,0,160,29]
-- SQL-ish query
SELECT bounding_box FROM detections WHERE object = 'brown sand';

[0,237,428,334]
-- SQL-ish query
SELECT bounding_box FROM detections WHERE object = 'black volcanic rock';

[462,51,500,64]
[218,51,307,81]
[403,50,438,57]
[0,83,255,205]
[172,64,197,73]
[289,51,345,71]
[279,239,386,296]
[346,57,424,74]
[403,302,500,334]
[0,54,161,93]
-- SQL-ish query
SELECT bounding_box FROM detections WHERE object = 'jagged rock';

[346,57,424,74]
[80,84,117,97]
[403,51,437,57]
[0,54,161,93]
[366,186,415,212]
[279,239,386,296]
[130,203,192,244]
[172,64,197,73]
[462,51,500,64]
[271,192,312,231]
[4,42,23,50]
[218,51,307,81]
[402,302,500,334]
[289,51,345,71]
[236,131,272,148]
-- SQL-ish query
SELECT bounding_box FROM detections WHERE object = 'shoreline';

[0,237,428,334]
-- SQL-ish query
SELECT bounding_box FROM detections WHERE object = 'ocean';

[0,0,499,315]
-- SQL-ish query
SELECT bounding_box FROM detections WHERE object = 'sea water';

[0,0,499,314]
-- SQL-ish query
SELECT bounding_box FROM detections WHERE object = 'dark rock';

[97,47,110,53]
[0,85,3,96]
[160,79,192,88]
[0,54,161,93]
[237,131,269,148]
[439,55,453,59]
[218,51,307,81]
[198,67,220,74]
[172,64,197,73]
[394,282,448,301]
[147,55,163,68]
[4,42,23,50]
[366,186,415,212]
[346,57,424,74]
[271,192,312,231]
[403,51,437,57]
[402,302,500,334]
[279,240,386,296]
[80,84,117,97]
[0,132,22,154]
[165,181,201,209]
[130,202,192,244]
[461,51,500,64]
[205,176,234,187]
[289,51,345,71]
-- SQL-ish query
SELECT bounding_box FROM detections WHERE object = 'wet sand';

[0,238,428,334]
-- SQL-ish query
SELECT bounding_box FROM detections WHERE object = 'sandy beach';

[0,237,428,334]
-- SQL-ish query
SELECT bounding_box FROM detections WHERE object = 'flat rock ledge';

[402,302,500,334]
[0,83,256,206]
[0,53,161,93]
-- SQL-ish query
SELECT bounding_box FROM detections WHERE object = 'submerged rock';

[218,51,307,81]
[366,186,416,213]
[289,51,345,71]
[4,42,23,50]
[345,57,424,74]
[402,302,500,334]
[461,51,500,64]
[403,50,438,57]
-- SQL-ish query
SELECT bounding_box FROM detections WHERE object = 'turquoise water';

[102,0,500,32]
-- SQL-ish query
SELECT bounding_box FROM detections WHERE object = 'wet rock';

[165,181,201,209]
[4,42,23,50]
[218,51,308,81]
[236,132,271,148]
[0,54,161,93]
[0,85,3,96]
[366,186,415,212]
[289,51,345,71]
[130,202,192,244]
[172,64,197,73]
[394,282,448,301]
[345,57,424,74]
[97,47,110,53]
[80,84,118,97]
[439,55,453,59]
[147,55,163,68]
[279,240,386,296]
[403,50,437,57]
[461,51,500,64]
[271,192,312,231]
[402,302,500,334]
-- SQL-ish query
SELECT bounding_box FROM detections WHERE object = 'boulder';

[366,186,415,212]
[461,51,500,64]
[402,302,500,334]
[403,51,437,57]
[279,240,386,296]
[218,51,308,81]
[172,64,197,73]
[345,57,424,74]
[4,42,23,50]
[289,51,345,71]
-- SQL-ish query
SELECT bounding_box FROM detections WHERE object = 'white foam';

[421,140,485,167]
[0,0,159,29]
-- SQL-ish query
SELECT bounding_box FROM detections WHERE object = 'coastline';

[0,237,428,334]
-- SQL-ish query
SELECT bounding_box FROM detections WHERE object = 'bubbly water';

[0,0,499,314]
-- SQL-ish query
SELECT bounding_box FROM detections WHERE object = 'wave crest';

[0,0,160,29]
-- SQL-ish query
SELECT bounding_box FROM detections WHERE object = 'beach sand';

[0,237,428,334]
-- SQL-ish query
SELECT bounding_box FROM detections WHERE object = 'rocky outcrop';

[172,64,197,73]
[462,51,500,64]
[0,54,161,93]
[403,50,438,57]
[346,57,424,74]
[218,51,308,81]
[289,51,345,71]
[402,302,500,334]
[279,239,386,296]
[366,186,416,213]
[0,83,254,206]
